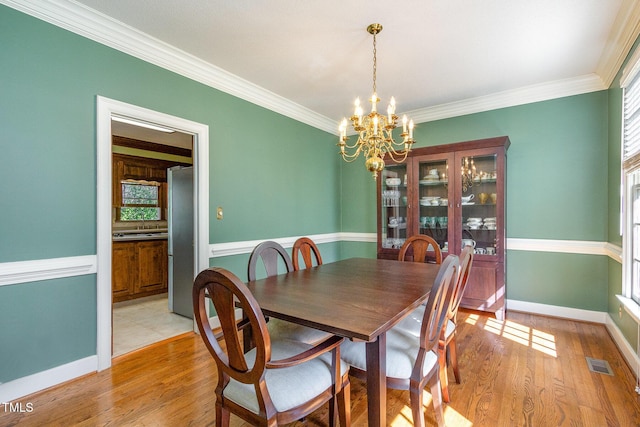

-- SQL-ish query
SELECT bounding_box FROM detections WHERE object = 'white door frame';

[96,96,209,371]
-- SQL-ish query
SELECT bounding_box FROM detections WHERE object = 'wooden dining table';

[245,257,441,427]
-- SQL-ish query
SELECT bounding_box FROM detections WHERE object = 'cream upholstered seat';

[248,240,332,346]
[223,339,349,415]
[193,267,350,426]
[340,255,459,427]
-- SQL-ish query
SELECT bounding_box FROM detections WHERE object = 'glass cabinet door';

[416,157,451,253]
[380,164,408,249]
[459,153,498,257]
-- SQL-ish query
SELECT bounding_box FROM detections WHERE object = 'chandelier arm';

[341,138,363,150]
[385,149,411,164]
[340,143,364,162]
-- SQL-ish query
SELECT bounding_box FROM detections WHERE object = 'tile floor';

[112,293,194,357]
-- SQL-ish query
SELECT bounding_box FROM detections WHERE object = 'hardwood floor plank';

[2,311,639,427]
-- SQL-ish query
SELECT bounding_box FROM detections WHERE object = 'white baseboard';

[0,356,97,403]
[508,299,640,379]
[605,314,640,378]
[506,299,609,323]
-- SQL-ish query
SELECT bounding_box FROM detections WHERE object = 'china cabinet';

[377,136,510,319]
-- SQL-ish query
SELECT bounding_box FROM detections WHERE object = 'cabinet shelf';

[419,180,448,186]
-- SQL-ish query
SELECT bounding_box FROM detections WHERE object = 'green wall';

[0,5,339,383]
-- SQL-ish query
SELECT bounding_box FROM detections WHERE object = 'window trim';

[620,47,640,308]
[622,164,640,304]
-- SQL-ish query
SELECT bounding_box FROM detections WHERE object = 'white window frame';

[623,166,640,305]
[620,46,640,317]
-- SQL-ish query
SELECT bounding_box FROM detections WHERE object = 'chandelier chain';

[372,31,377,95]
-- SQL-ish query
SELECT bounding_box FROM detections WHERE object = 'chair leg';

[409,384,426,427]
[216,402,229,427]
[430,377,445,427]
[328,395,337,427]
[338,380,351,426]
[448,336,461,384]
[438,343,450,403]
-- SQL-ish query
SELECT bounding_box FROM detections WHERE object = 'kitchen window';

[120,180,161,221]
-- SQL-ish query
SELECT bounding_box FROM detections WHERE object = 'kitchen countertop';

[112,230,168,242]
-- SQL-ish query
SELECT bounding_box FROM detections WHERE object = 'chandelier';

[338,23,415,179]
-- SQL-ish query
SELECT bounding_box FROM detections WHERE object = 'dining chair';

[247,241,332,346]
[394,245,474,403]
[340,255,459,427]
[291,237,323,270]
[247,240,294,281]
[439,245,474,402]
[193,267,351,427]
[398,235,443,264]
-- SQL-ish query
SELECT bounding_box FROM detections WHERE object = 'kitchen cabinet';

[112,242,136,301]
[377,136,509,319]
[112,239,168,302]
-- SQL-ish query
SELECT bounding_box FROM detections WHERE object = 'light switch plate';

[216,207,223,220]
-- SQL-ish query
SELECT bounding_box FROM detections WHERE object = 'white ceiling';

[7,0,639,133]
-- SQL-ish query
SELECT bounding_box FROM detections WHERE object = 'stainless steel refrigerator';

[167,166,194,319]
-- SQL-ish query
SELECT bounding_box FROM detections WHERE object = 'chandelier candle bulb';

[403,115,408,133]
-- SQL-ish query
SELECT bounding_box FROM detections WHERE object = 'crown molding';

[597,0,640,88]
[1,0,633,135]
[404,74,606,124]
[0,0,337,134]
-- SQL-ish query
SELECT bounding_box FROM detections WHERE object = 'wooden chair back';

[398,235,443,264]
[419,255,459,353]
[247,240,293,281]
[446,245,474,323]
[193,267,270,392]
[292,237,323,270]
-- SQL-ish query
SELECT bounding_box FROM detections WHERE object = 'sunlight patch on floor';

[389,390,473,426]
[483,317,557,357]
[465,313,479,325]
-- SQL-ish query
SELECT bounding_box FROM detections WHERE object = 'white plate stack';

[466,217,483,230]
[484,217,497,230]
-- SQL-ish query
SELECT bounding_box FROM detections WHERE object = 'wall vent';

[586,357,614,376]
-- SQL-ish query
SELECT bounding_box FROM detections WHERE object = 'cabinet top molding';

[394,136,510,160]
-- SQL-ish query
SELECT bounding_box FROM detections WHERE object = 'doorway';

[110,120,194,357]
[96,96,210,371]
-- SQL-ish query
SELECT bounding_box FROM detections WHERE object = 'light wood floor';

[3,310,639,426]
